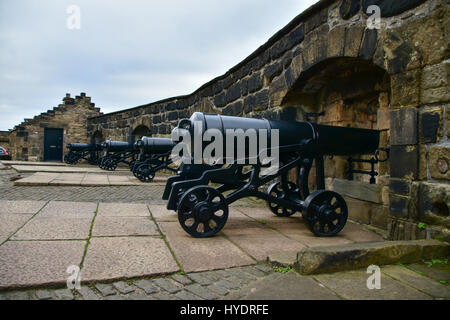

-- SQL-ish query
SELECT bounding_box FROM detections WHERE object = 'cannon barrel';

[67,143,100,151]
[173,112,380,158]
[135,137,174,154]
[101,140,134,152]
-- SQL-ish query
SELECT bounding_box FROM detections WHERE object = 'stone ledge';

[294,240,450,275]
[333,179,383,204]
[1,161,67,167]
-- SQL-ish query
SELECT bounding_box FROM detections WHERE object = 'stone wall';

[9,93,102,161]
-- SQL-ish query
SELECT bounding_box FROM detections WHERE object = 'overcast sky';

[0,0,318,131]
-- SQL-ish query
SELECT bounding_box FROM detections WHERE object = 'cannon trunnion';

[130,137,177,182]
[163,112,383,238]
[64,143,101,165]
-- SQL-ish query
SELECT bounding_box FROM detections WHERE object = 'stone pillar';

[388,106,420,239]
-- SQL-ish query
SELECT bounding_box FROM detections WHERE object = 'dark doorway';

[44,128,63,161]
[92,130,104,144]
[131,125,151,142]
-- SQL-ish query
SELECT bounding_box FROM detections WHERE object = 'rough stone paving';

[0,169,262,205]
[1,264,449,300]
[0,167,449,300]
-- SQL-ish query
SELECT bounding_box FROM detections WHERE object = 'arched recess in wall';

[130,125,151,142]
[91,130,104,144]
[281,57,391,186]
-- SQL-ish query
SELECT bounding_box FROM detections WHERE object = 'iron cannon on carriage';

[64,143,102,165]
[163,112,388,238]
[98,140,139,171]
[130,136,177,182]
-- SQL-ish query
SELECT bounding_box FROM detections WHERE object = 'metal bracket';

[347,148,390,184]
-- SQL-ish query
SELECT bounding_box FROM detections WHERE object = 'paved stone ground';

[1,161,67,167]
[0,168,265,205]
[0,163,448,300]
[10,164,131,174]
[0,199,382,288]
[0,262,448,300]
[14,172,167,186]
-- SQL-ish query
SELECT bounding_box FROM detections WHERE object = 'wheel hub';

[318,204,334,222]
[193,202,213,222]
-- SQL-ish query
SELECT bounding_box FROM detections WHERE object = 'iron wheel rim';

[267,181,299,217]
[305,190,348,237]
[177,186,228,238]
[135,164,155,182]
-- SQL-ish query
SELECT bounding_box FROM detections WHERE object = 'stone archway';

[280,56,392,229]
[131,125,151,142]
[282,56,391,181]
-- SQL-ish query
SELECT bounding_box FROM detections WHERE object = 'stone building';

[6,0,450,239]
[8,93,101,161]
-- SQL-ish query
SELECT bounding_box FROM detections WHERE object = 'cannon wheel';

[132,162,142,177]
[177,186,229,238]
[135,164,156,182]
[304,190,348,237]
[103,158,118,171]
[129,161,136,172]
[64,154,78,165]
[98,157,108,169]
[267,181,299,217]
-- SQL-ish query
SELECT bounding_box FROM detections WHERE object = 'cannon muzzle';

[101,140,134,152]
[136,136,174,154]
[172,112,380,160]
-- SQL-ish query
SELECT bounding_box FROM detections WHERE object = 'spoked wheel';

[304,190,348,237]
[98,157,108,169]
[129,161,136,172]
[267,181,300,217]
[177,186,229,238]
[132,162,142,177]
[64,154,78,165]
[103,158,118,171]
[135,164,155,182]
[175,187,201,209]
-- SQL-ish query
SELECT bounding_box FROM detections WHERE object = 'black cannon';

[64,143,101,165]
[163,112,387,238]
[131,137,177,182]
[98,140,139,171]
